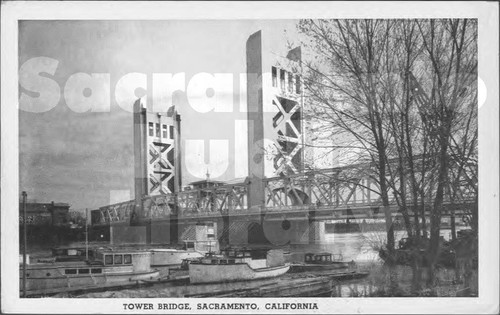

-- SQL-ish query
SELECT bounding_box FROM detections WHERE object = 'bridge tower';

[246,30,322,244]
[132,99,182,243]
[246,30,310,208]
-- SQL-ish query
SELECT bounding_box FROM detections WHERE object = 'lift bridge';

[91,160,476,226]
[90,30,477,244]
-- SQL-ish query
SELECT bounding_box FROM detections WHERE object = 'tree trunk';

[378,150,395,257]
[411,251,423,294]
[413,207,421,238]
[427,136,450,283]
[450,210,457,241]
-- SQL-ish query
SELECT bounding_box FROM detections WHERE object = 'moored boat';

[289,252,355,273]
[19,249,159,296]
[188,248,290,284]
[150,240,216,269]
[39,240,215,270]
[150,248,203,279]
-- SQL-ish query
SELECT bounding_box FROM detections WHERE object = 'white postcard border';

[1,1,498,314]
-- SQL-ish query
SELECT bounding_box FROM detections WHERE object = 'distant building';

[187,179,225,190]
[19,201,70,226]
[184,176,248,191]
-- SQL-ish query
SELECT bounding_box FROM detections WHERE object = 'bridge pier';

[235,219,325,246]
[308,210,325,244]
[169,214,179,244]
[109,224,148,245]
[308,221,325,244]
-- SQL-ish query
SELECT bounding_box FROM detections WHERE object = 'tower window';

[155,123,160,137]
[280,69,286,91]
[288,72,294,93]
[162,124,168,138]
[169,126,174,140]
[272,66,277,87]
[148,122,154,136]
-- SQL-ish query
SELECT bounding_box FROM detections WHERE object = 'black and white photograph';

[1,1,498,314]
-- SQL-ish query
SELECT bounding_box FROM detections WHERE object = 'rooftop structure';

[19,201,70,226]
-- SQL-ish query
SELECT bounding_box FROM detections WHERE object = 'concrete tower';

[246,30,308,209]
[133,99,182,224]
[245,30,323,244]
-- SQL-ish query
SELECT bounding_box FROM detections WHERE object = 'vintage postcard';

[1,1,498,314]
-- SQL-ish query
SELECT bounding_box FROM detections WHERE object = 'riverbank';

[342,262,478,297]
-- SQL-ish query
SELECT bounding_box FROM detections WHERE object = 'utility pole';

[22,191,27,298]
[170,110,182,245]
[85,208,89,260]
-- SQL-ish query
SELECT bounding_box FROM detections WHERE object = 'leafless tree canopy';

[298,19,477,271]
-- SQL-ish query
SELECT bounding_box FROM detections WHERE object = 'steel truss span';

[92,161,476,225]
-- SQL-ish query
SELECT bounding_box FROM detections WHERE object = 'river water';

[285,228,476,297]
[52,227,476,298]
[289,227,466,263]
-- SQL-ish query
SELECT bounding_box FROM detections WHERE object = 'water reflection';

[288,228,467,264]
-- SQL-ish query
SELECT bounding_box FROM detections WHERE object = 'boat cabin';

[96,252,133,265]
[182,240,219,253]
[221,248,267,259]
[61,265,105,276]
[51,246,94,261]
[304,252,343,263]
[93,250,153,272]
[195,248,269,269]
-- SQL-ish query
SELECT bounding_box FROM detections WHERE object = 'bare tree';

[298,19,402,256]
[414,19,477,282]
[298,18,477,288]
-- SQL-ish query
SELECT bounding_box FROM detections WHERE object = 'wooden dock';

[185,271,369,297]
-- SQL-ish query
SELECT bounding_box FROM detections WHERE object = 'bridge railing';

[92,199,135,225]
[143,194,176,219]
[178,184,248,217]
[261,167,477,212]
[262,168,388,210]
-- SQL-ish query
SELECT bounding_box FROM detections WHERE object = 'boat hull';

[289,262,349,273]
[20,270,159,295]
[20,269,159,296]
[189,263,290,284]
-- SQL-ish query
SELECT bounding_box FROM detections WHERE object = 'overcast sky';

[19,20,300,211]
